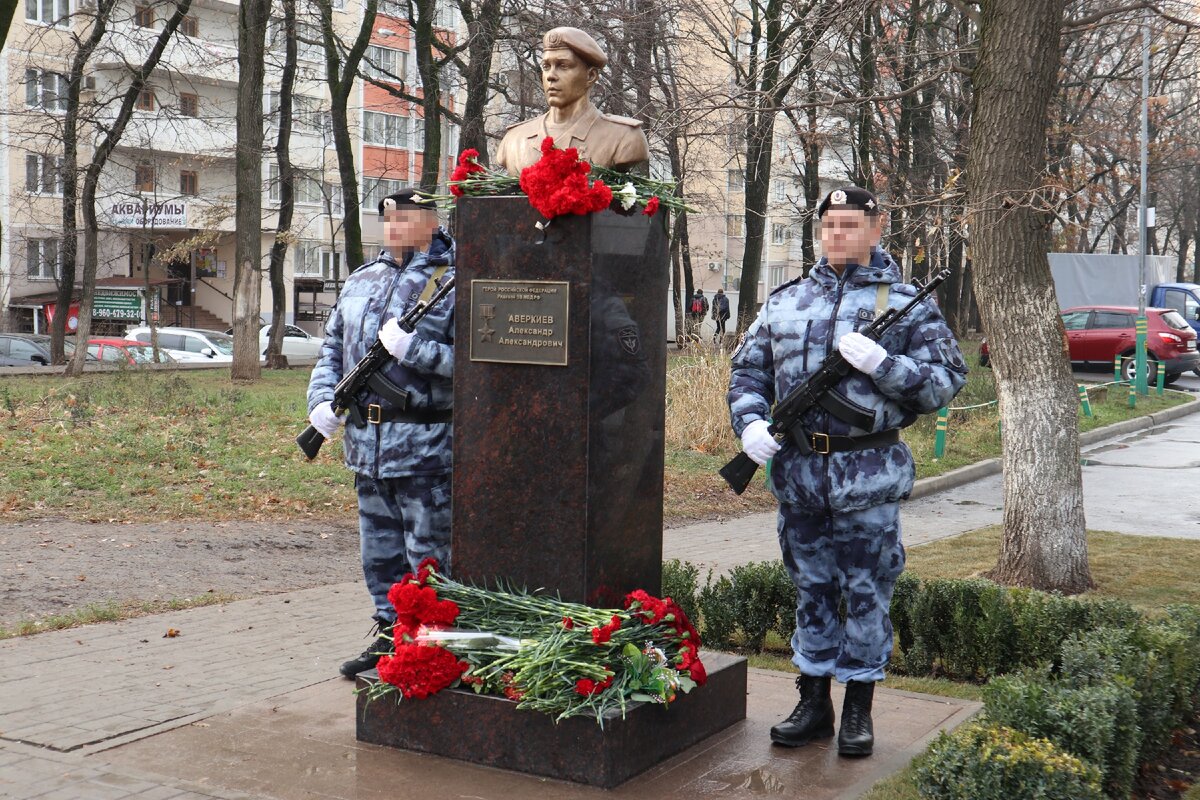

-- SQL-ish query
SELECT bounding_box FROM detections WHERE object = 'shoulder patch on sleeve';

[602,113,644,128]
[731,318,762,361]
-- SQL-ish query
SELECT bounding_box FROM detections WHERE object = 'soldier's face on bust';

[819,209,883,269]
[541,48,595,110]
[383,209,439,256]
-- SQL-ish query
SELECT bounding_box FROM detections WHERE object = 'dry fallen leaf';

[163,628,181,638]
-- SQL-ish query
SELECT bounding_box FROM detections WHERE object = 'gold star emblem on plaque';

[478,304,496,343]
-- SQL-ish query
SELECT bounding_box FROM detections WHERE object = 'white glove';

[838,331,888,374]
[379,318,417,362]
[741,419,781,466]
[309,401,342,439]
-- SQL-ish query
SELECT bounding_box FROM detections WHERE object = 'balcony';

[93,22,240,88]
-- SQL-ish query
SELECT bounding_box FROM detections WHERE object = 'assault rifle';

[296,275,456,461]
[720,268,950,495]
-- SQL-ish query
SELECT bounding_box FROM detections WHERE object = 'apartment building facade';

[0,0,458,337]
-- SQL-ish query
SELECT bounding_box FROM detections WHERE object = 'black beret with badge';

[817,186,881,218]
[378,188,437,216]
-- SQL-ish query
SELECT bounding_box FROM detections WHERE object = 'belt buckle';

[811,432,831,455]
[367,404,382,424]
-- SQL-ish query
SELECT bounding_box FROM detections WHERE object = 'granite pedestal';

[356,196,747,786]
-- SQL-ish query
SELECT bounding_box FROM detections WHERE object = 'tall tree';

[232,0,271,380]
[967,0,1091,592]
[265,0,299,369]
[51,0,120,364]
[320,0,378,271]
[66,0,194,376]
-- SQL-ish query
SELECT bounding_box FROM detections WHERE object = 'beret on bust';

[817,186,881,218]
[542,27,607,69]
[378,188,437,216]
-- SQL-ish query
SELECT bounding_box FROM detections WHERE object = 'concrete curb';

[908,393,1200,501]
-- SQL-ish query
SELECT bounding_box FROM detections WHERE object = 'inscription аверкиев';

[469,279,570,366]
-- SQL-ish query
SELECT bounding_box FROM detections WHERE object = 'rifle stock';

[719,451,761,496]
[296,423,327,460]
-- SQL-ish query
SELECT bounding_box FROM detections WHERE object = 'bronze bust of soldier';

[494,27,651,175]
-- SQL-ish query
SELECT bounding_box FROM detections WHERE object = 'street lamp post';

[1135,19,1150,395]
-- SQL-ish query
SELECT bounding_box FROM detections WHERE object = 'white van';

[124,327,234,363]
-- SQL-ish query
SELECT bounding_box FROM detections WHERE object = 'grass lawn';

[0,347,1190,524]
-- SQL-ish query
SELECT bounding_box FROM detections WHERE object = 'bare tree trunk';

[232,0,270,381]
[266,0,298,370]
[322,0,378,270]
[968,0,1091,592]
[66,0,194,377]
[53,0,118,364]
[454,0,501,164]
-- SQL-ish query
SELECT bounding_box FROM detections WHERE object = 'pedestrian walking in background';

[688,289,709,340]
[712,288,730,342]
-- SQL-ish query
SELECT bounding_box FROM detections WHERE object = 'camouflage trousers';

[777,501,905,684]
[355,473,452,622]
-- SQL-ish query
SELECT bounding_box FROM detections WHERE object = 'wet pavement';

[3,397,1198,799]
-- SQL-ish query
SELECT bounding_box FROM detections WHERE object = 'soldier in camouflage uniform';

[727,187,966,756]
[306,189,456,678]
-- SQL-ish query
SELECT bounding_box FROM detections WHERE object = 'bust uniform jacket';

[307,231,456,479]
[728,249,967,514]
[495,104,649,174]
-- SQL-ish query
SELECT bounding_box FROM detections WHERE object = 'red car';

[980,305,1200,384]
[86,337,176,366]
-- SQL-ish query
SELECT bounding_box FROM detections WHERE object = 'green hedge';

[915,723,1105,800]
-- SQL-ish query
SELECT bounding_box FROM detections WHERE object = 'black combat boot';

[339,619,393,679]
[769,675,835,747]
[837,680,875,756]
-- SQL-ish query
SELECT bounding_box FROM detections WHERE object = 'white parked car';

[124,327,234,363]
[224,324,325,359]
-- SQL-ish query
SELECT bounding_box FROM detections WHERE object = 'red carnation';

[387,580,460,639]
[520,137,612,219]
[457,148,480,166]
[688,657,708,686]
[376,643,468,699]
[450,151,485,196]
[562,616,575,629]
[574,671,614,696]
[642,196,660,216]
[590,615,623,645]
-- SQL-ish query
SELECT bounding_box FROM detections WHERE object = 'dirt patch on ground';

[0,517,362,628]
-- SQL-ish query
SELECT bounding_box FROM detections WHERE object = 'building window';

[768,264,785,288]
[180,170,198,196]
[772,179,787,203]
[364,45,408,83]
[412,113,425,150]
[363,110,409,148]
[179,12,198,37]
[135,163,155,192]
[26,237,61,280]
[26,0,69,27]
[265,92,330,135]
[363,177,409,211]
[771,223,786,244]
[296,241,339,278]
[268,17,322,61]
[134,4,154,27]
[25,155,64,195]
[726,214,744,238]
[727,168,744,191]
[25,69,68,111]
[179,92,199,117]
[295,171,324,205]
[136,87,155,110]
[325,182,343,215]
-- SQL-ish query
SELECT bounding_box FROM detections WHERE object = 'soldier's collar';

[532,103,602,145]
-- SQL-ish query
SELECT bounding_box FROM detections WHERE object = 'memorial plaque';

[469,279,570,366]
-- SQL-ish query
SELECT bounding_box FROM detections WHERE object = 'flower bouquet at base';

[356,558,707,725]
[436,138,695,221]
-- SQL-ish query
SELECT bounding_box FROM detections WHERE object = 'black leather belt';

[808,429,899,455]
[354,404,452,426]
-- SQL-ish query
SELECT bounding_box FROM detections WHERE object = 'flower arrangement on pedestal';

[441,138,694,220]
[358,558,707,725]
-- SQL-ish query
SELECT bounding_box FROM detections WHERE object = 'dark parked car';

[0,334,89,367]
[979,305,1200,384]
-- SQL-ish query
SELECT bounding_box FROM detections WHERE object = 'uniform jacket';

[728,249,967,513]
[494,103,650,175]
[713,293,730,320]
[307,230,456,479]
